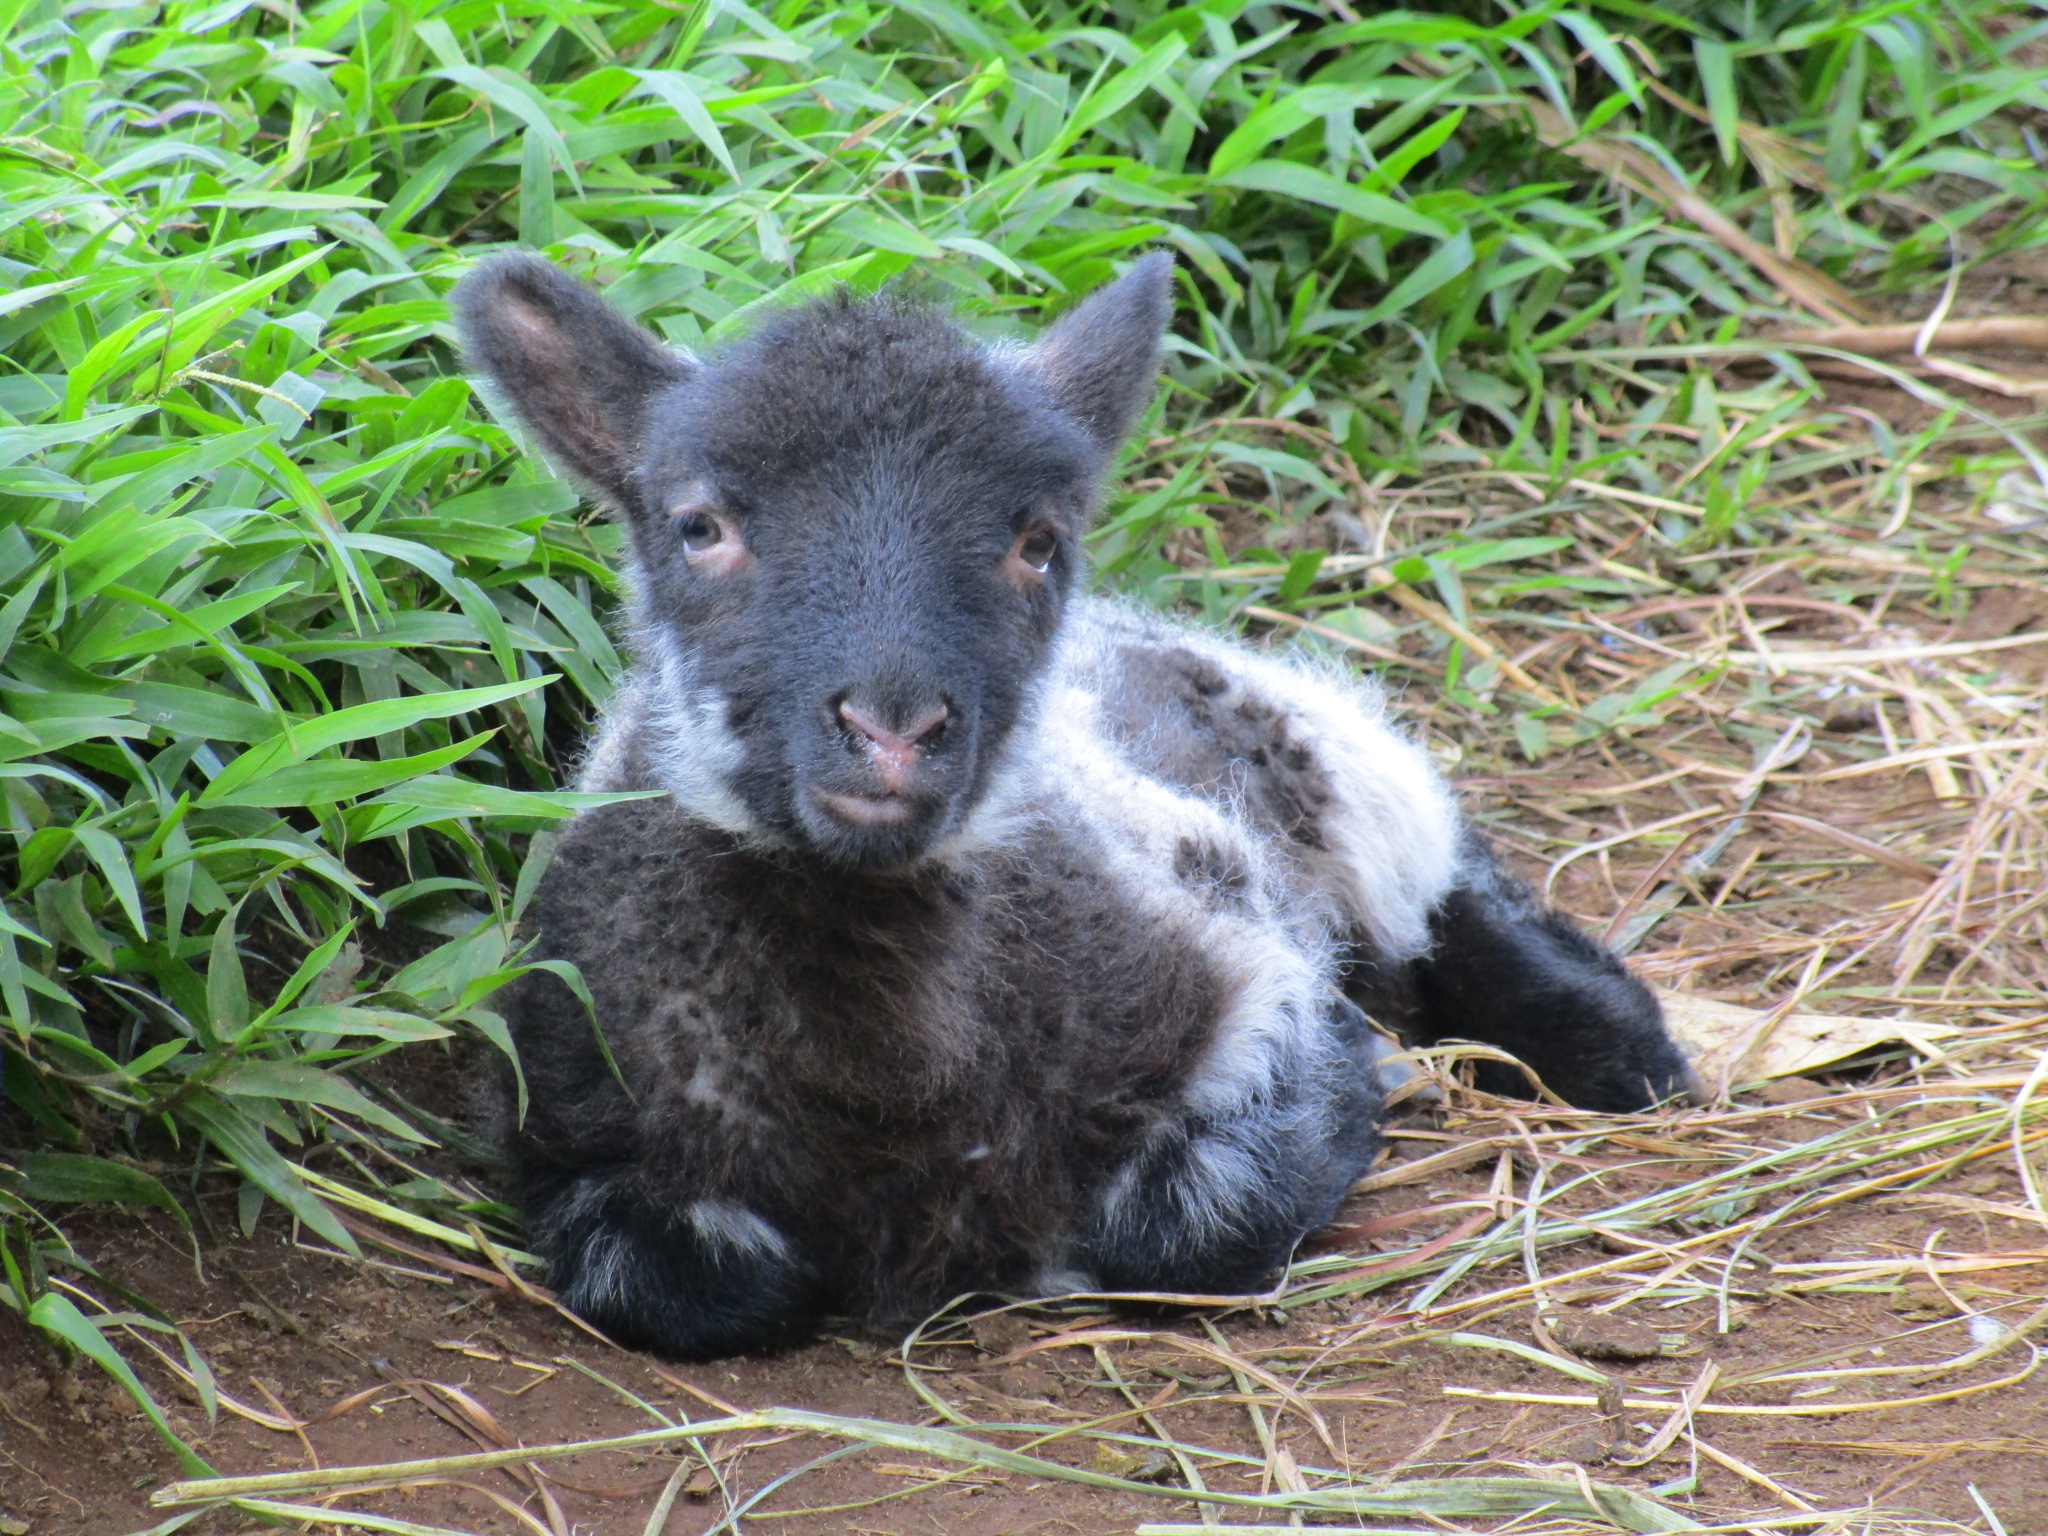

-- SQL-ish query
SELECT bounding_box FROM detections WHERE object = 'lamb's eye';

[665,499,747,577]
[1016,525,1058,572]
[676,511,723,552]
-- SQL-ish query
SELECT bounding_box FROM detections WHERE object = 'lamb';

[452,252,1695,1359]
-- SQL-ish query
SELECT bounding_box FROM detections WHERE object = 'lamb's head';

[454,254,1173,868]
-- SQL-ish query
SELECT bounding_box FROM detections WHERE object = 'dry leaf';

[1658,990,1957,1086]
[1086,1444,1174,1482]
[1553,1310,1691,1362]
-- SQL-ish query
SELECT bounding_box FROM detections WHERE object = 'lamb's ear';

[1025,251,1173,456]
[453,254,693,515]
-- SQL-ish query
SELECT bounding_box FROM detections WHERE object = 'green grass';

[1,0,2045,1495]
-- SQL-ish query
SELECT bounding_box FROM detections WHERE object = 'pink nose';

[838,700,948,793]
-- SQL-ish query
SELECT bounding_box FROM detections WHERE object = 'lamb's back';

[1048,597,1461,961]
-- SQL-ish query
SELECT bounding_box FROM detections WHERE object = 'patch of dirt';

[3,1134,2044,1535]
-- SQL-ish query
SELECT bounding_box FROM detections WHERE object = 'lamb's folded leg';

[1077,998,1383,1295]
[525,1168,823,1358]
[1403,843,1697,1112]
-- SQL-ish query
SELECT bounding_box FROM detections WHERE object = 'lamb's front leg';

[1077,998,1383,1295]
[525,1166,824,1358]
[1403,845,1697,1112]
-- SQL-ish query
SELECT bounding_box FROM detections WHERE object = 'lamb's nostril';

[838,700,947,749]
[836,699,885,747]
[901,702,949,748]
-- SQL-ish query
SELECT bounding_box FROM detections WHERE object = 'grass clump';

[0,0,2046,1526]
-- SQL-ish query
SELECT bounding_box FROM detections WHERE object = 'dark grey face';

[455,255,1173,868]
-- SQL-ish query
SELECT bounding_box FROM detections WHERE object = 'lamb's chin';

[795,785,952,871]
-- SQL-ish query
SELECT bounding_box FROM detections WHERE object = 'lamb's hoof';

[1363,1031,1443,1110]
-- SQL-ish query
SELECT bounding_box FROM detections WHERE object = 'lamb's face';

[455,255,1173,870]
[628,302,1095,866]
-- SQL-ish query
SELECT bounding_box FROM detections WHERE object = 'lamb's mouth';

[811,788,917,827]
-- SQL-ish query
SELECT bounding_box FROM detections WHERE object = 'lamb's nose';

[837,700,949,793]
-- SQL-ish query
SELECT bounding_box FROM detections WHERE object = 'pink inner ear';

[495,298,631,467]
[502,297,568,354]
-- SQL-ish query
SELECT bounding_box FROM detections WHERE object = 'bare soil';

[4,1125,2044,1536]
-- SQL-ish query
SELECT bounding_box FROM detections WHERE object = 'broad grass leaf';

[433,66,582,195]
[1276,549,1325,606]
[1219,161,1453,242]
[1554,12,1643,107]
[72,825,146,939]
[244,922,356,1030]
[1059,33,1188,151]
[209,1060,429,1143]
[378,124,506,235]
[1211,83,1395,178]
[520,128,555,249]
[262,1005,454,1043]
[80,426,274,528]
[386,920,510,1013]
[462,1005,526,1123]
[888,0,1009,61]
[9,1153,189,1227]
[119,682,280,743]
[629,70,738,177]
[1693,39,1740,167]
[1209,442,1343,499]
[0,407,156,470]
[830,207,947,260]
[706,255,913,344]
[378,782,632,821]
[1372,107,1466,191]
[202,732,497,808]
[207,902,249,1041]
[79,582,301,667]
[124,245,336,396]
[0,277,84,318]
[202,678,553,801]
[25,1294,215,1476]
[1354,227,1474,327]
[1437,536,1572,572]
[180,1090,359,1253]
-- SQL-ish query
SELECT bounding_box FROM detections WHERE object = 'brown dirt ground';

[3,1115,2044,1536]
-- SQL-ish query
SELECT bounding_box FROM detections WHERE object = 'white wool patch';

[1024,598,1460,1133]
[1177,1136,1264,1239]
[569,1227,630,1313]
[634,626,760,834]
[1028,1266,1098,1298]
[929,618,1080,864]
[572,681,645,795]
[683,1059,727,1109]
[1033,682,1327,1123]
[1215,636,1459,959]
[689,1198,791,1258]
[577,574,755,828]
[1061,596,1460,960]
[1095,1130,1271,1253]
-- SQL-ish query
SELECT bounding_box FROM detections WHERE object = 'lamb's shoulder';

[1043,596,1461,959]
